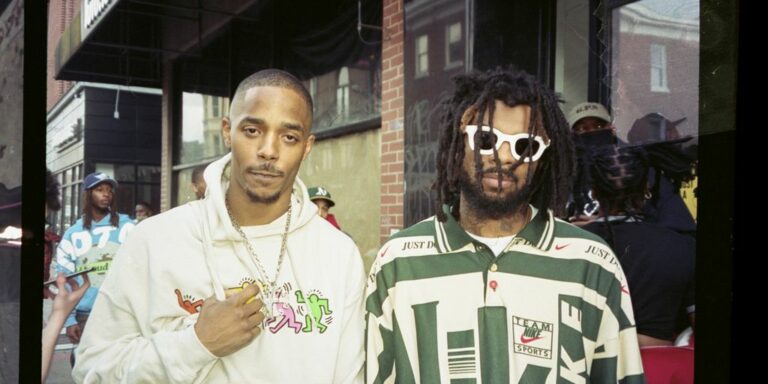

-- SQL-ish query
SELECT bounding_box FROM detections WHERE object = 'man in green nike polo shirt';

[365,67,645,383]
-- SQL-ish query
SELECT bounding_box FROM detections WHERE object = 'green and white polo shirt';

[365,207,645,384]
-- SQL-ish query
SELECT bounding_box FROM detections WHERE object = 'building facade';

[46,83,162,231]
[48,0,714,268]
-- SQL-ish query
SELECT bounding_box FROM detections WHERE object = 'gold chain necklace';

[225,197,292,317]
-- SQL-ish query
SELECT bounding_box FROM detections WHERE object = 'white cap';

[568,102,612,128]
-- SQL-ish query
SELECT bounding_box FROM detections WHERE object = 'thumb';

[80,273,91,289]
[54,272,68,292]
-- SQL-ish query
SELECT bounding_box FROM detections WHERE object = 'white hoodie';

[73,153,366,383]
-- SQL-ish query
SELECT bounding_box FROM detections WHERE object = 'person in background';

[44,169,62,299]
[134,201,154,223]
[581,143,695,347]
[627,112,697,236]
[569,102,617,140]
[567,102,619,223]
[307,186,341,230]
[54,172,135,349]
[191,164,208,200]
[567,103,696,237]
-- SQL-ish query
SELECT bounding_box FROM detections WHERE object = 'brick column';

[380,0,405,243]
[160,61,179,212]
[47,0,78,111]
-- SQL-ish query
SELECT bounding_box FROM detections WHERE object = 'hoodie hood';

[202,153,318,242]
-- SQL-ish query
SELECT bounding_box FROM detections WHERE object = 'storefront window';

[555,0,590,114]
[301,57,381,134]
[173,93,230,207]
[52,163,83,232]
[178,93,230,165]
[610,0,700,219]
[93,162,161,218]
[175,166,202,207]
[610,0,699,144]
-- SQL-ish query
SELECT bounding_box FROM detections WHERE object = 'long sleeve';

[332,246,366,384]
[590,263,646,383]
[71,230,218,383]
[54,228,80,328]
[364,257,395,384]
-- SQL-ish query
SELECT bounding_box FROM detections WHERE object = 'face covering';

[574,129,617,147]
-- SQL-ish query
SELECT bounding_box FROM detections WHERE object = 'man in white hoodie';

[73,69,366,383]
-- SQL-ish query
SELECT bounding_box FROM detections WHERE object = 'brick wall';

[380,0,405,243]
[47,0,79,111]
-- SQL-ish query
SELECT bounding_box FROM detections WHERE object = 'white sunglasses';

[464,125,550,162]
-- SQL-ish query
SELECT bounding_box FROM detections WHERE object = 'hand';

[66,323,83,344]
[51,272,90,315]
[194,283,266,357]
[43,274,90,381]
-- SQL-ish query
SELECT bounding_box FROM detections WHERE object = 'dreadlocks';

[588,142,695,247]
[433,67,575,221]
[82,187,119,230]
[589,145,649,218]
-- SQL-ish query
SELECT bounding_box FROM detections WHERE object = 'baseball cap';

[83,172,118,190]
[568,102,612,128]
[307,186,335,207]
[628,112,686,144]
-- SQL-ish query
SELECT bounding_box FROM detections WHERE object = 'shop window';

[610,0,699,144]
[138,165,161,183]
[554,0,590,114]
[91,162,161,216]
[174,166,204,206]
[53,163,83,232]
[301,58,381,134]
[178,93,230,165]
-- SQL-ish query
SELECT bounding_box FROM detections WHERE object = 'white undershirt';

[467,232,515,257]
[466,206,539,257]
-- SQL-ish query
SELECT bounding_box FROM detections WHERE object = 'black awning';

[56,0,382,96]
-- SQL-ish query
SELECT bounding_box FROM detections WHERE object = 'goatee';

[246,189,281,204]
[457,167,534,220]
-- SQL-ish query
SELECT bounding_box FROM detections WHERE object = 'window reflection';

[611,0,700,143]
[403,0,467,225]
[302,61,381,133]
[445,22,463,68]
[555,0,590,114]
[179,93,229,165]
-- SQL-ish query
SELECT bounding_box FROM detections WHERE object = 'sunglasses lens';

[477,130,497,151]
[514,138,540,158]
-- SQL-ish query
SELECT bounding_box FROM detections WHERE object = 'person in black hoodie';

[582,144,695,347]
